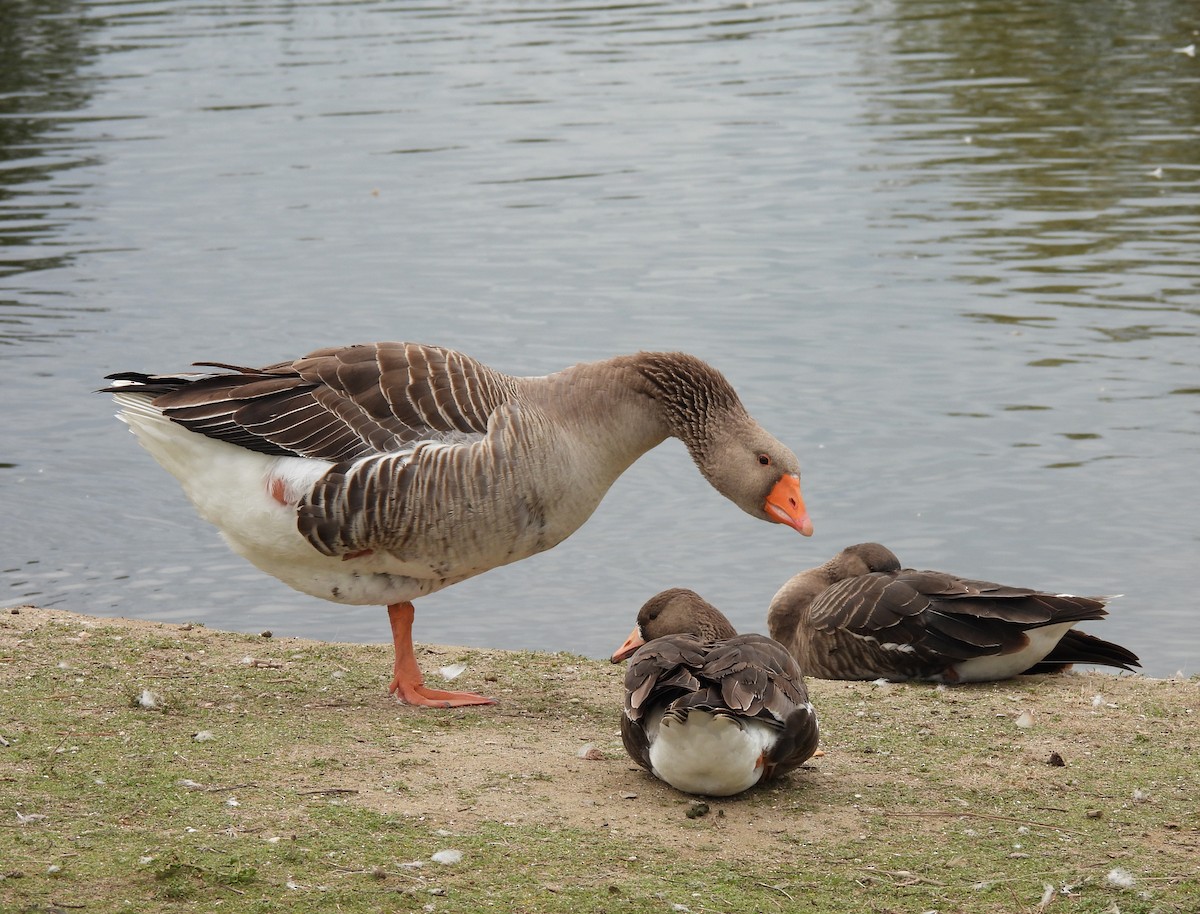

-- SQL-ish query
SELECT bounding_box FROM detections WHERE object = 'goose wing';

[105,341,516,463]
[808,570,1062,663]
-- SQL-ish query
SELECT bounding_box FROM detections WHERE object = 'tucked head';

[767,542,903,648]
[829,542,902,579]
[610,588,739,662]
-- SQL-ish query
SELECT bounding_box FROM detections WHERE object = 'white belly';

[115,399,455,606]
[647,710,776,797]
[949,621,1077,682]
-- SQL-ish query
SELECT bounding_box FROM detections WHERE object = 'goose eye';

[757,453,771,466]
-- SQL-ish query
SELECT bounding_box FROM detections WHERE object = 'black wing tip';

[1024,629,1141,674]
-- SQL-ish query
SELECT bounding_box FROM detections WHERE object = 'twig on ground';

[297,787,360,796]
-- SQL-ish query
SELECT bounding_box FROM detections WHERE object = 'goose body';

[104,342,812,706]
[767,543,1140,683]
[611,589,819,796]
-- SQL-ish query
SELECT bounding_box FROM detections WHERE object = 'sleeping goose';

[767,543,1140,683]
[610,588,820,796]
[102,342,813,707]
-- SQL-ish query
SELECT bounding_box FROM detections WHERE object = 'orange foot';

[386,601,498,709]
[387,677,497,708]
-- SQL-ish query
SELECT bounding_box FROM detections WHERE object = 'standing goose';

[611,588,820,797]
[103,342,813,707]
[767,543,1140,683]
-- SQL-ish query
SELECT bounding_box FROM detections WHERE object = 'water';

[2,0,1197,678]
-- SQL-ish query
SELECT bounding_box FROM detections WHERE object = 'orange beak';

[610,625,645,663]
[764,473,813,536]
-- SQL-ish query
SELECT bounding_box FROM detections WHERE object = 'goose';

[610,588,820,796]
[102,342,813,707]
[767,542,1140,683]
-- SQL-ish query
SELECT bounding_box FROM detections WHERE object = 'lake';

[2,0,1197,678]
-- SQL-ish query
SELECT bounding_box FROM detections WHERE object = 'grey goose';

[103,342,813,707]
[767,542,1139,683]
[611,588,820,796]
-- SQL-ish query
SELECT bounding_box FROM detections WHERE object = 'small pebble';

[686,802,710,819]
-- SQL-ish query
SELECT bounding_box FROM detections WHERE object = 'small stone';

[685,802,710,819]
[1086,809,1103,819]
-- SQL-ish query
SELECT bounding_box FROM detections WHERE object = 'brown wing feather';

[761,704,820,781]
[810,568,1108,649]
[104,342,519,463]
[620,714,653,772]
[622,636,710,722]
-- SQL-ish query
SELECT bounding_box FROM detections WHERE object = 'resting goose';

[611,588,820,796]
[767,543,1140,683]
[103,342,813,707]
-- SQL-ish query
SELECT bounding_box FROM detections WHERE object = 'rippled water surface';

[3,0,1197,677]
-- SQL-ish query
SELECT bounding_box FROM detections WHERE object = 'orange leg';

[386,602,497,708]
